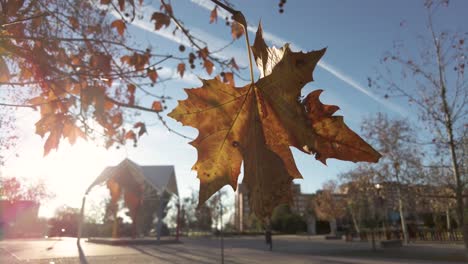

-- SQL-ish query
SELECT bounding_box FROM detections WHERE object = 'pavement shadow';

[77,240,89,264]
[152,244,245,264]
[130,246,173,263]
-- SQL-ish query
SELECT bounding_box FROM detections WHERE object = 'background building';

[0,200,42,238]
[234,183,314,232]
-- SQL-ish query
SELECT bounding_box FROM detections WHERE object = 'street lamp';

[375,183,387,239]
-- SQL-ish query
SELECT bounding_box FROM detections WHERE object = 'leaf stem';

[243,26,255,84]
[210,0,255,84]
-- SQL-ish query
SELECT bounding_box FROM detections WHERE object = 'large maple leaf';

[169,25,381,219]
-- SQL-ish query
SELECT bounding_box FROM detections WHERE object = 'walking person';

[265,229,273,251]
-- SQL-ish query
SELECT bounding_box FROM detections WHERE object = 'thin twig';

[0,12,50,28]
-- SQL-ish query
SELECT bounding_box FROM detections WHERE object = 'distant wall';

[0,200,46,238]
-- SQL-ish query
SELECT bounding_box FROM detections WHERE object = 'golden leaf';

[169,25,381,218]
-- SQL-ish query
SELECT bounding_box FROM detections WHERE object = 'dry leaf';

[152,101,162,111]
[111,19,126,36]
[63,120,86,144]
[169,24,381,218]
[118,0,125,11]
[198,47,209,60]
[151,12,170,30]
[231,21,244,40]
[147,68,158,83]
[177,63,186,78]
[134,122,147,137]
[210,6,217,24]
[203,59,214,75]
[125,130,136,141]
[68,17,79,30]
[0,57,10,82]
[223,72,234,86]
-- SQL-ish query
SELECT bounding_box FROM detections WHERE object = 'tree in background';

[339,166,379,237]
[176,190,213,233]
[48,205,80,237]
[0,106,17,165]
[207,189,232,231]
[373,0,467,252]
[271,204,306,234]
[195,202,213,232]
[0,176,54,202]
[311,180,346,236]
[1,0,382,222]
[0,0,245,156]
[361,113,424,243]
[137,185,172,236]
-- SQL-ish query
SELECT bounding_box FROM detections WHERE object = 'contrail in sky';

[190,0,405,115]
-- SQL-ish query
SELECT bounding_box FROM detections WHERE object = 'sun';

[6,138,124,218]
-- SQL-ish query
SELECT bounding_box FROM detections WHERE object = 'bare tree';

[361,113,424,244]
[312,180,346,236]
[339,165,379,238]
[373,0,467,253]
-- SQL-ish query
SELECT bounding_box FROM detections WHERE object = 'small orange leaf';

[111,112,123,128]
[160,2,173,15]
[125,130,136,141]
[90,53,111,74]
[121,52,150,71]
[0,57,11,82]
[63,121,86,145]
[198,47,209,60]
[127,84,136,94]
[177,63,185,78]
[151,12,170,30]
[204,59,214,75]
[231,22,244,39]
[68,17,79,30]
[120,55,131,64]
[6,0,24,16]
[118,0,125,11]
[111,19,126,36]
[44,130,61,156]
[147,68,158,83]
[223,72,235,86]
[104,100,114,111]
[127,84,136,105]
[134,122,147,137]
[151,101,162,111]
[210,6,218,24]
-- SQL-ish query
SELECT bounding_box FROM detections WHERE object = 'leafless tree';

[373,0,467,253]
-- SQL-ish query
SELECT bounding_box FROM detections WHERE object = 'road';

[0,235,466,263]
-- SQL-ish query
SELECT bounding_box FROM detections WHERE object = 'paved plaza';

[0,235,466,264]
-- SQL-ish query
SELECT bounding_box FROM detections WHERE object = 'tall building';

[234,183,313,232]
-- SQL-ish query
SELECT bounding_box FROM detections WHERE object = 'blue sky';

[2,0,467,217]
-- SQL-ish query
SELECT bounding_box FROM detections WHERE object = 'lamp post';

[375,183,386,240]
[176,201,180,241]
